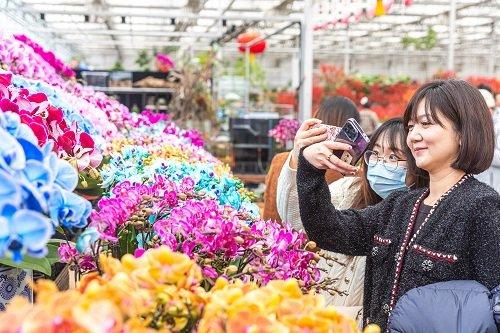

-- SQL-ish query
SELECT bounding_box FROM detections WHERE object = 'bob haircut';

[313,96,360,127]
[403,79,494,174]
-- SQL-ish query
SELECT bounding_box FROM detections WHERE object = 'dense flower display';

[0,246,365,333]
[0,32,66,87]
[0,72,102,172]
[0,30,376,332]
[62,111,321,291]
[269,118,301,146]
[0,109,90,262]
[199,278,359,332]
[13,34,76,78]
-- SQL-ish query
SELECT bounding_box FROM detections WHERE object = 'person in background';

[297,80,500,331]
[476,88,500,192]
[359,97,380,137]
[262,96,359,221]
[277,117,426,328]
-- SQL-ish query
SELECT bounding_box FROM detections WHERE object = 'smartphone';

[333,118,370,166]
[311,124,342,141]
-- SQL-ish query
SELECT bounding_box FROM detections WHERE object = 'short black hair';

[403,80,494,174]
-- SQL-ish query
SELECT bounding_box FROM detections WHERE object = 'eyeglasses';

[364,150,407,171]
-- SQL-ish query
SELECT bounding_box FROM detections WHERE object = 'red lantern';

[237,32,267,54]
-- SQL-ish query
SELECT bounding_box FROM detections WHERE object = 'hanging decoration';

[313,0,412,31]
[237,31,267,54]
[374,0,386,16]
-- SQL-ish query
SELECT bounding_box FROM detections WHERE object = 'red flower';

[0,99,19,113]
[27,93,48,103]
[0,73,12,86]
[46,105,64,124]
[79,132,95,149]
[58,131,77,154]
[30,122,49,146]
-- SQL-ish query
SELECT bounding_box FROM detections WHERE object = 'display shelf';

[91,87,175,94]
[90,85,174,112]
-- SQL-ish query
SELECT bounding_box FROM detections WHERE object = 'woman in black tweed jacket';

[297,80,500,331]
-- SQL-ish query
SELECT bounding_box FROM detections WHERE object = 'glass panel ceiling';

[12,0,500,56]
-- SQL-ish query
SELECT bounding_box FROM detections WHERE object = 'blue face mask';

[367,163,407,199]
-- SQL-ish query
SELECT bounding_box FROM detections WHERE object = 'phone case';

[324,125,342,141]
[333,118,370,166]
[311,124,342,141]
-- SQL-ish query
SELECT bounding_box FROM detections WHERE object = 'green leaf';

[0,256,52,276]
[46,244,61,266]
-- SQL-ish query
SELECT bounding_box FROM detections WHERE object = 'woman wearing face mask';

[263,96,359,221]
[296,80,500,331]
[276,118,426,327]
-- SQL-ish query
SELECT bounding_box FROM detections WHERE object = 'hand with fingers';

[302,141,358,176]
[289,118,328,169]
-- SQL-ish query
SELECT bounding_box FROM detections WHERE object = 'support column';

[245,46,250,113]
[447,0,456,71]
[344,28,351,75]
[488,21,495,74]
[299,0,313,121]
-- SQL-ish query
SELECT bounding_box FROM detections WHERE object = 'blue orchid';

[44,152,78,191]
[48,188,91,229]
[0,127,26,172]
[241,201,260,219]
[76,227,100,254]
[0,170,22,206]
[0,112,38,145]
[0,203,53,262]
[218,187,242,210]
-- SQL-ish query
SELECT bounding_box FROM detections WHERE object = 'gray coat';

[388,280,498,333]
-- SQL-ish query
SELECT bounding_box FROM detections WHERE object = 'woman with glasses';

[277,117,426,328]
[296,80,500,331]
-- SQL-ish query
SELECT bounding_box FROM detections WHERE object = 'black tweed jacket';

[297,152,500,331]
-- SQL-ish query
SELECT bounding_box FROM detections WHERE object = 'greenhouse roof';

[4,0,499,59]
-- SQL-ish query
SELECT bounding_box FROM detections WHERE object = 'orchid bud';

[225,265,238,275]
[305,241,317,251]
[89,168,100,180]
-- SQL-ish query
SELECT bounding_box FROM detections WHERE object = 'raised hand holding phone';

[289,118,328,169]
[302,140,358,175]
[302,118,369,174]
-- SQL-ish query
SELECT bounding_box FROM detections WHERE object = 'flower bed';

[0,247,360,333]
[0,31,370,332]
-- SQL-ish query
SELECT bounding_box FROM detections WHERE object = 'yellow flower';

[0,248,363,333]
[214,164,231,178]
[73,299,124,333]
[199,278,360,333]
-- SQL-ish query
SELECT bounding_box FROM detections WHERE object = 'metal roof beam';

[21,2,264,13]
[356,0,494,40]
[19,8,302,22]
[26,27,219,37]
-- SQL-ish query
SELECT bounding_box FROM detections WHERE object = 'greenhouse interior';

[0,0,499,332]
